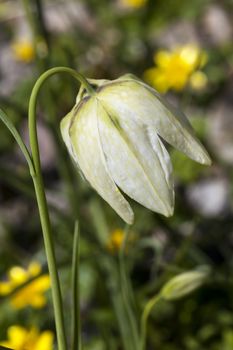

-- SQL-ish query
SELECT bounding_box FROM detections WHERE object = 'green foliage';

[0,0,232,349]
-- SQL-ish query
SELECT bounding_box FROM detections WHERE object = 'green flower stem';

[71,221,81,350]
[22,0,78,211]
[31,166,67,350]
[28,67,95,350]
[22,0,83,215]
[119,227,140,350]
[21,0,47,71]
[21,0,38,42]
[21,0,53,72]
[140,294,161,350]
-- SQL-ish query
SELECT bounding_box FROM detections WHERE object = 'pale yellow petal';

[69,97,134,224]
[98,79,211,165]
[60,110,76,161]
[98,101,174,216]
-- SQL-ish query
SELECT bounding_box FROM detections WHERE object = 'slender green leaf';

[0,108,35,176]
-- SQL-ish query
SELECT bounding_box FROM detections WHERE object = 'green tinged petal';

[69,97,134,224]
[98,79,211,165]
[97,100,174,216]
[60,111,76,161]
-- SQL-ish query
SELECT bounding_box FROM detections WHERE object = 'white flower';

[60,74,211,224]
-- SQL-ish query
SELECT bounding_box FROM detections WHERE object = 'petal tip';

[203,155,212,166]
[163,205,174,217]
[123,210,134,225]
[196,151,212,166]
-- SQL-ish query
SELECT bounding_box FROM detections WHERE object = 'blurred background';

[0,0,232,349]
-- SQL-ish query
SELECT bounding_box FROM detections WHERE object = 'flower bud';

[160,268,209,301]
[61,74,211,224]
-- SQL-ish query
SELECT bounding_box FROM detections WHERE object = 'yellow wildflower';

[12,40,35,63]
[0,262,50,309]
[144,45,208,93]
[107,229,125,253]
[0,325,53,350]
[189,71,208,90]
[120,0,147,9]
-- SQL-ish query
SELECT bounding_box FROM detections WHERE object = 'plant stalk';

[28,67,94,350]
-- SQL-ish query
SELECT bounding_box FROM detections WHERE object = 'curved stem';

[140,294,161,350]
[29,67,94,174]
[28,67,95,350]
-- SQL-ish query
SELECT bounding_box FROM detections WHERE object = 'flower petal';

[7,326,27,348]
[60,110,77,161]
[60,104,96,183]
[98,79,211,165]
[35,331,54,350]
[98,100,174,217]
[144,83,211,165]
[69,98,134,224]
[60,108,91,183]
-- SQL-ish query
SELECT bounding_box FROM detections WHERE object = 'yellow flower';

[0,325,53,350]
[189,71,208,90]
[120,0,147,8]
[12,40,35,63]
[0,262,50,309]
[144,45,208,93]
[107,229,125,252]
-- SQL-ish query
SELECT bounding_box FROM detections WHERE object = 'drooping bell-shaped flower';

[60,74,211,224]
